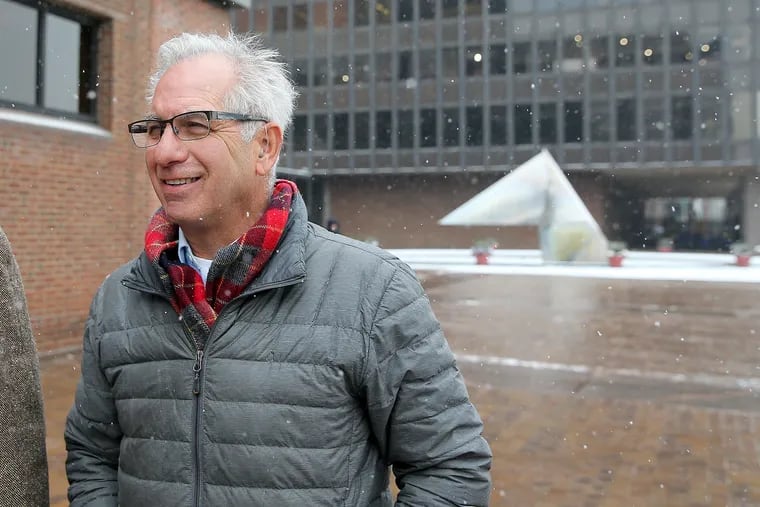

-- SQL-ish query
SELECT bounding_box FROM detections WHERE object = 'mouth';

[163,177,200,186]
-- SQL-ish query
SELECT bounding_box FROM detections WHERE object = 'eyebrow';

[144,114,161,121]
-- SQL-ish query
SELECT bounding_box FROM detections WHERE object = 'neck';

[180,209,264,259]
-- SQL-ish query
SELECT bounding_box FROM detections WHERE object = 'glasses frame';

[127,110,269,148]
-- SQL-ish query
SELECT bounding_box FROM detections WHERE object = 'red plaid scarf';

[145,180,296,348]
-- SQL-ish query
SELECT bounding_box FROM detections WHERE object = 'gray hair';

[146,32,298,185]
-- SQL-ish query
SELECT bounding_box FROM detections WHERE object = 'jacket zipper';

[192,348,204,507]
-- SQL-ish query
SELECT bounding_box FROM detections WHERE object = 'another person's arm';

[364,263,492,506]
[64,288,122,507]
[0,227,50,507]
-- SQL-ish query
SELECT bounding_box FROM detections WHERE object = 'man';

[65,32,492,506]
[0,226,49,506]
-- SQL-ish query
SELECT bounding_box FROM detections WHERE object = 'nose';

[149,123,189,166]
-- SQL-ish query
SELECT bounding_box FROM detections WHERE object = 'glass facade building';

[231,0,760,251]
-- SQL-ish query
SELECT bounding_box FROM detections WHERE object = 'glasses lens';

[174,112,211,141]
[129,121,163,148]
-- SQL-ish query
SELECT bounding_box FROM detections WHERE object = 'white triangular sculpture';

[439,149,609,263]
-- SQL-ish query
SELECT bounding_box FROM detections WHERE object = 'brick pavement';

[40,273,760,506]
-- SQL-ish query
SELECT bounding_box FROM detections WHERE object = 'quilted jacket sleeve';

[364,262,492,506]
[64,287,122,507]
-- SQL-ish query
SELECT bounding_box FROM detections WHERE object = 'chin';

[163,207,201,227]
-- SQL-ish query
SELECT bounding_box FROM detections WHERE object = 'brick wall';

[0,0,233,353]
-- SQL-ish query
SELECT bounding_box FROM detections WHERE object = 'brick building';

[0,0,244,352]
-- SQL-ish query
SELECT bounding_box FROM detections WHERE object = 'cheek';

[145,151,157,172]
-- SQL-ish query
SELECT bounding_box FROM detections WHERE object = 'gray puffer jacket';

[65,194,492,506]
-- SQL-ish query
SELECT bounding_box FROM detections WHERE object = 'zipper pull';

[192,349,204,396]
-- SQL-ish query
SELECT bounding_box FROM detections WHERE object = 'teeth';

[165,178,197,186]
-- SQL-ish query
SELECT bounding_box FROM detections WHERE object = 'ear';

[254,123,283,177]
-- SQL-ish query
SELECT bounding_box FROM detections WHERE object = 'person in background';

[64,31,491,506]
[327,217,341,234]
[0,226,49,507]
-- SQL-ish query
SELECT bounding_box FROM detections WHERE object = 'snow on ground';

[387,249,760,283]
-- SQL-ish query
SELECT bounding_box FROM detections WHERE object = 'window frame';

[0,0,101,122]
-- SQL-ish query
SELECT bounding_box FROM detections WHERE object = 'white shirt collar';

[177,228,213,284]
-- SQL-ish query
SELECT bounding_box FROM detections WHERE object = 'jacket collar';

[124,192,309,295]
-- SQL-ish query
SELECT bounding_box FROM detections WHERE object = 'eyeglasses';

[127,110,268,148]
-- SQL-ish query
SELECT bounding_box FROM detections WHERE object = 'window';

[273,6,288,30]
[443,108,460,146]
[590,36,609,69]
[333,56,350,85]
[488,0,507,14]
[490,106,507,145]
[398,0,414,21]
[698,36,721,63]
[671,31,692,64]
[398,51,413,80]
[355,112,370,149]
[293,115,308,151]
[513,42,531,74]
[489,44,507,75]
[375,52,393,82]
[354,54,371,83]
[514,104,533,144]
[466,106,483,146]
[420,108,437,147]
[419,49,437,79]
[333,113,349,150]
[671,96,692,140]
[590,101,610,141]
[466,46,484,76]
[443,47,459,77]
[355,0,370,25]
[376,1,392,24]
[539,103,557,144]
[615,34,636,67]
[644,97,665,140]
[538,40,556,72]
[293,4,309,29]
[641,35,663,65]
[442,0,459,17]
[292,60,309,87]
[398,110,414,148]
[0,0,100,119]
[564,101,583,143]
[699,94,721,140]
[420,0,436,19]
[313,114,329,150]
[313,58,328,86]
[465,0,481,16]
[616,98,636,141]
[376,111,392,148]
[561,36,584,72]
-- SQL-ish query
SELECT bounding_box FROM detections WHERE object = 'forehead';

[152,54,236,115]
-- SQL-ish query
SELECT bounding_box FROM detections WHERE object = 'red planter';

[736,254,751,267]
[608,254,624,267]
[656,238,674,252]
[474,253,490,265]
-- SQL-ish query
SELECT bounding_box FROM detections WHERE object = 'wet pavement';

[41,272,760,506]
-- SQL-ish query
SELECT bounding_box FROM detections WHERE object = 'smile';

[164,177,200,186]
